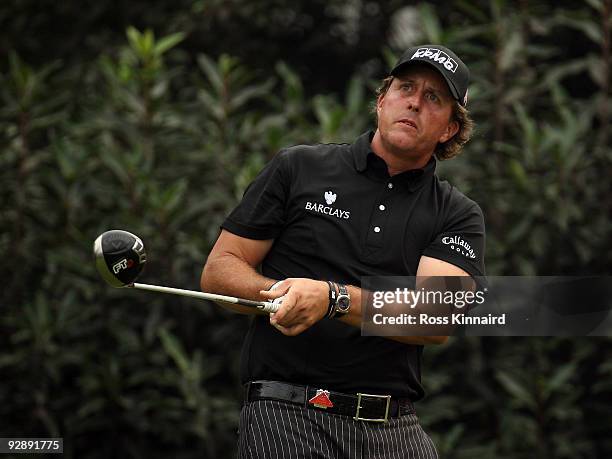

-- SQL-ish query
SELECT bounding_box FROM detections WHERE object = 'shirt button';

[379,204,386,211]
[374,226,381,233]
[387,183,393,189]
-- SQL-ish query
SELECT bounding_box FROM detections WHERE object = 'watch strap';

[333,284,350,317]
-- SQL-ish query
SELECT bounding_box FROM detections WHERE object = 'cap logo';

[411,47,458,73]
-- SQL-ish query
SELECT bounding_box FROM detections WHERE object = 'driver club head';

[94,230,147,287]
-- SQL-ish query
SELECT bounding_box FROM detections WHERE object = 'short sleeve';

[422,202,486,277]
[221,150,291,240]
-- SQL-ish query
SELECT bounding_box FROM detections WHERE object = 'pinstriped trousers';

[237,399,438,459]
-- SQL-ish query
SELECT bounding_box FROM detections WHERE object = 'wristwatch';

[333,284,351,317]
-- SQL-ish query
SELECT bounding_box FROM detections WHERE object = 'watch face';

[337,295,350,312]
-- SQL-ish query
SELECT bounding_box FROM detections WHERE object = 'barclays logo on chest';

[305,190,351,220]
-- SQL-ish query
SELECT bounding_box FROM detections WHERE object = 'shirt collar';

[352,130,437,188]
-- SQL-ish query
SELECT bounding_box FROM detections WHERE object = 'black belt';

[244,380,415,423]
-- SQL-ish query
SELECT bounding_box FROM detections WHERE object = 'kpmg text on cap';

[411,48,458,73]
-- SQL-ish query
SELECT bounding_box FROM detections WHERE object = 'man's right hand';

[260,278,329,336]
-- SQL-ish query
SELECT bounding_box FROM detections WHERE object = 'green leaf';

[229,79,274,112]
[496,370,537,410]
[543,362,576,399]
[9,51,30,93]
[345,75,364,117]
[159,328,190,374]
[218,53,239,76]
[584,0,603,11]
[100,152,130,185]
[499,29,523,72]
[275,61,303,102]
[197,89,225,119]
[418,3,442,43]
[161,179,188,214]
[197,54,224,95]
[154,32,186,56]
[556,16,602,44]
[142,29,155,56]
[513,103,538,155]
[508,158,530,191]
[126,26,142,52]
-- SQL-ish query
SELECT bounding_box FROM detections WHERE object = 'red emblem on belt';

[308,389,334,409]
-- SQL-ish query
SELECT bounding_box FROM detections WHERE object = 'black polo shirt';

[222,131,485,399]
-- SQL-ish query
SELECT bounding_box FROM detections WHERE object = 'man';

[201,44,485,458]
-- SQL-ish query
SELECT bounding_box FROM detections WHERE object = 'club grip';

[258,300,281,314]
[235,297,281,313]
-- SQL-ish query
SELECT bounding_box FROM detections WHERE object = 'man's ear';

[376,94,384,113]
[440,120,459,143]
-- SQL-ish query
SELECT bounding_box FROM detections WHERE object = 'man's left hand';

[260,278,328,336]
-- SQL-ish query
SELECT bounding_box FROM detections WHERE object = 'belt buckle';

[354,393,391,423]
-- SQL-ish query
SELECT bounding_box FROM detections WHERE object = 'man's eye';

[427,93,439,102]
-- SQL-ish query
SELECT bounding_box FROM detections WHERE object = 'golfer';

[202,44,485,458]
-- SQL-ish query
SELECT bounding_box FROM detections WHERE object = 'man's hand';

[260,278,328,336]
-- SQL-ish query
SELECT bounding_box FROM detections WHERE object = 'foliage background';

[1,0,611,458]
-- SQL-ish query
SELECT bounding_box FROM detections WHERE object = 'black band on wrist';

[326,281,338,318]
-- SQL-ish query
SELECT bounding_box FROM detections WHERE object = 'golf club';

[93,229,281,313]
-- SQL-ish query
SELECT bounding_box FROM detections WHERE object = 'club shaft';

[131,282,279,313]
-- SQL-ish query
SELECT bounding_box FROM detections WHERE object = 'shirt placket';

[365,180,395,248]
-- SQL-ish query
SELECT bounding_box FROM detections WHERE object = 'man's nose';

[406,90,422,112]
